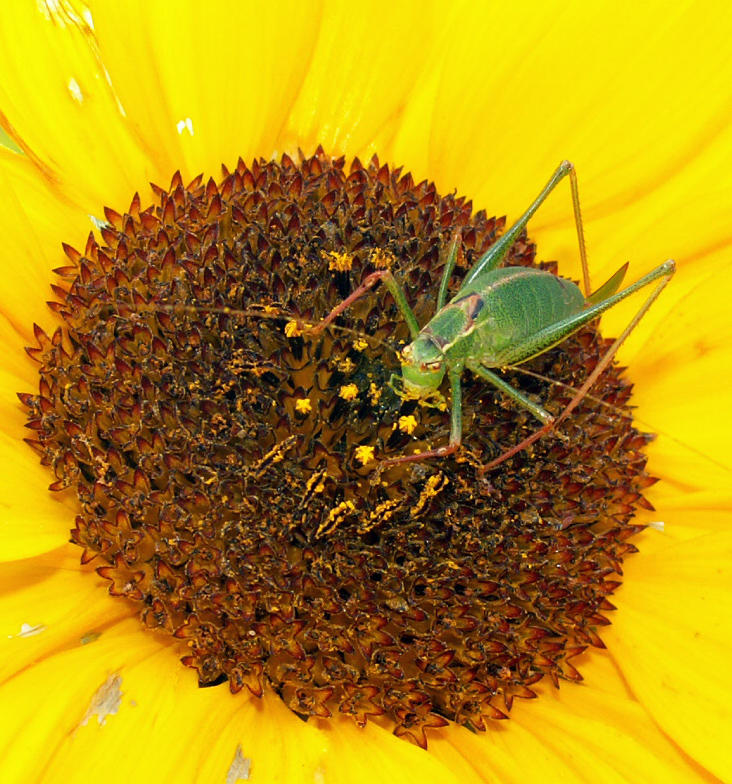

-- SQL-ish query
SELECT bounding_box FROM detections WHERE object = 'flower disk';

[21,150,656,748]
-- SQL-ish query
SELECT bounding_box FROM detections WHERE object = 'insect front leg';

[380,367,464,467]
[305,269,420,339]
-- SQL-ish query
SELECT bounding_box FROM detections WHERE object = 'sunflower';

[1,1,730,782]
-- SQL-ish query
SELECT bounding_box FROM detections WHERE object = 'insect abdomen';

[456,267,585,365]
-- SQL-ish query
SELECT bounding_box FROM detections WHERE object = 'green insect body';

[404,266,587,392]
[300,161,675,469]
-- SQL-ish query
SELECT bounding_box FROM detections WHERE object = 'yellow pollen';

[360,498,401,533]
[339,384,359,401]
[251,435,297,477]
[398,415,418,434]
[304,469,327,496]
[323,250,354,272]
[295,398,312,414]
[354,445,376,465]
[284,320,302,337]
[353,338,368,352]
[368,382,382,405]
[337,357,355,374]
[369,248,396,269]
[418,391,447,411]
[316,500,356,538]
[411,472,449,517]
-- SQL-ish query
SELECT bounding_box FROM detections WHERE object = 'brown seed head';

[22,149,655,748]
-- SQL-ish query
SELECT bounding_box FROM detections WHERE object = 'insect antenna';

[107,298,405,356]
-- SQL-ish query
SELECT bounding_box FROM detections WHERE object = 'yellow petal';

[283,1,437,159]
[394,0,731,257]
[629,264,732,477]
[0,314,38,397]
[630,484,732,559]
[569,126,732,356]
[606,531,732,783]
[313,717,475,784]
[0,2,152,212]
[0,150,91,337]
[90,0,324,181]
[0,618,166,783]
[0,427,73,560]
[0,545,133,681]
[427,654,703,784]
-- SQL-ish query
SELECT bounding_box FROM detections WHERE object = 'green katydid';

[305,160,675,470]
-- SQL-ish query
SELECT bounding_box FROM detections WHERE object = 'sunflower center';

[22,149,655,747]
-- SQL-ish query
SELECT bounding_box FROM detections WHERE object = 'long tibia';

[461,161,573,288]
[567,164,591,296]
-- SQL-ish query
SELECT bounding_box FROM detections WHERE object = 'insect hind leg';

[480,259,675,472]
[306,269,420,339]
